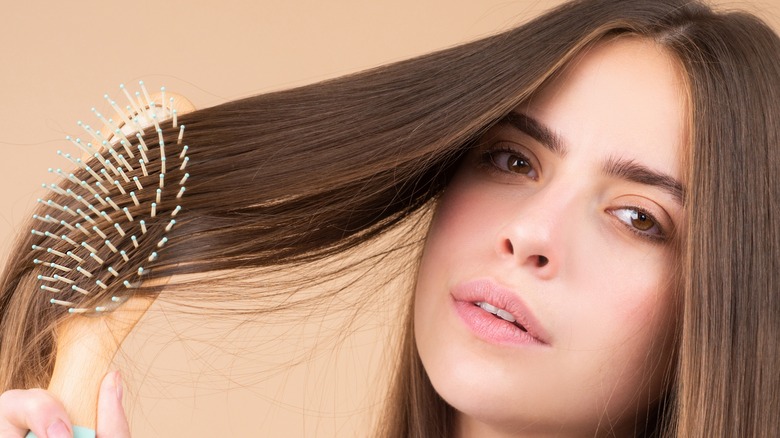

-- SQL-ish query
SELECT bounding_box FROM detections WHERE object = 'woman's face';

[414,38,686,437]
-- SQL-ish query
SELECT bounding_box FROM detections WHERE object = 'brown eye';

[631,211,655,231]
[610,207,666,241]
[505,155,533,175]
[483,149,538,178]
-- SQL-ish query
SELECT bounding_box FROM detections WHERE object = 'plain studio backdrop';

[1,1,777,436]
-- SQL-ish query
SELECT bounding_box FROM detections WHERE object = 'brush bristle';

[30,82,190,314]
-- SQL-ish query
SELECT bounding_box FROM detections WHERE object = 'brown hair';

[0,0,777,436]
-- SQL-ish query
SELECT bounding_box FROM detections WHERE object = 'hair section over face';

[0,0,777,437]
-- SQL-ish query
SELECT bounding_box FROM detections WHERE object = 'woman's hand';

[0,371,130,438]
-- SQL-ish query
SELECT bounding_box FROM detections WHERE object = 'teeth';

[477,302,499,314]
[476,301,516,323]
[496,309,516,323]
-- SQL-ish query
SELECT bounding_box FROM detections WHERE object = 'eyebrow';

[498,111,685,204]
[500,112,568,156]
[603,157,685,203]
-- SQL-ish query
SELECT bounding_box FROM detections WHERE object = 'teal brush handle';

[26,425,95,438]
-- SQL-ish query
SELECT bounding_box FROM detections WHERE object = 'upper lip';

[451,278,550,345]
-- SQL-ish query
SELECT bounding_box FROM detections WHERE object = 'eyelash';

[476,144,670,244]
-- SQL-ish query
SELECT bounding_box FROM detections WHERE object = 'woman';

[1,0,778,436]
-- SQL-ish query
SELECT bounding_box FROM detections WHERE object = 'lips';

[450,278,549,346]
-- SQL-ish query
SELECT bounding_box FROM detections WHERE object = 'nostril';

[537,255,549,267]
[503,239,514,255]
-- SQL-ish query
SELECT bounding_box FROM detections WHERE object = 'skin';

[414,37,687,437]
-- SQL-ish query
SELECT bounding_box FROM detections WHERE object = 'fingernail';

[114,370,124,402]
[46,419,70,438]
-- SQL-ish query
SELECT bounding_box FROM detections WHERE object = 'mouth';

[473,301,529,333]
[450,278,550,346]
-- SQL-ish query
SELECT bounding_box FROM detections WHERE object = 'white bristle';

[105,239,118,253]
[151,203,157,217]
[105,159,120,177]
[81,242,98,253]
[121,84,144,126]
[172,109,178,127]
[171,205,182,217]
[131,235,139,248]
[165,220,176,232]
[87,204,102,217]
[93,226,107,239]
[54,275,75,285]
[47,248,66,258]
[180,157,189,170]
[100,211,114,224]
[133,176,143,190]
[119,140,135,159]
[159,174,165,189]
[50,263,71,273]
[62,235,78,246]
[80,181,97,196]
[156,188,162,204]
[123,207,134,222]
[120,250,129,262]
[136,134,149,154]
[38,275,56,282]
[179,145,188,159]
[89,252,104,264]
[176,187,186,199]
[67,251,84,263]
[95,181,110,195]
[161,157,167,174]
[72,284,90,295]
[140,220,147,234]
[93,194,108,207]
[139,159,149,177]
[108,266,119,277]
[148,252,158,262]
[179,173,189,185]
[106,197,120,211]
[51,299,75,307]
[32,230,45,237]
[118,167,131,183]
[75,223,91,236]
[114,223,126,237]
[41,285,61,293]
[76,266,93,278]
[177,126,185,144]
[157,237,168,248]
[106,93,134,129]
[113,180,127,195]
[130,191,140,206]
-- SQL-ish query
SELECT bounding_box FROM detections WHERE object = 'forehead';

[522,37,688,177]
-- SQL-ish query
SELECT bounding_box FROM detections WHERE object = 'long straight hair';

[0,0,777,436]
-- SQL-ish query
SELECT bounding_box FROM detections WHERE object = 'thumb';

[95,371,130,438]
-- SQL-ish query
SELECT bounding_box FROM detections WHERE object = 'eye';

[481,147,538,179]
[610,207,666,241]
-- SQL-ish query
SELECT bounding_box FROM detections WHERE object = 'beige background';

[1,1,778,436]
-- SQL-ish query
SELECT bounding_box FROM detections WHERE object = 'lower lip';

[452,299,545,347]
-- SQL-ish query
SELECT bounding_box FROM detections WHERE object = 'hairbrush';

[29,81,190,314]
[22,82,195,436]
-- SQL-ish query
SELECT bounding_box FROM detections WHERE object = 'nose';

[495,192,569,280]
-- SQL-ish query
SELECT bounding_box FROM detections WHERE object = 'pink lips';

[451,278,549,346]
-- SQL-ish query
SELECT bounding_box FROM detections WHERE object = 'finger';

[96,371,130,438]
[0,388,73,438]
